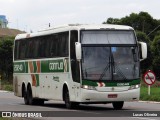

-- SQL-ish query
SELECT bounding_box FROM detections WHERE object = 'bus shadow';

[38,102,130,111]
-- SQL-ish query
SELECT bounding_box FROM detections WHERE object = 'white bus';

[13,24,147,109]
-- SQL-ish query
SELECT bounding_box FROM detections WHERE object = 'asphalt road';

[0,90,160,120]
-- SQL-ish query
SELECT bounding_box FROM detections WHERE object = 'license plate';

[108,94,118,98]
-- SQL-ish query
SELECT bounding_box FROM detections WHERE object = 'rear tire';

[23,87,28,105]
[26,86,44,105]
[112,101,124,110]
[27,86,34,105]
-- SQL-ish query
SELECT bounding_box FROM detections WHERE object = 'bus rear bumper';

[80,88,140,103]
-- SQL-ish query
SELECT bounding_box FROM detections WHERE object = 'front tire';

[64,89,79,109]
[112,101,124,110]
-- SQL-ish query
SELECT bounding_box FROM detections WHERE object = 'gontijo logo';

[49,62,63,71]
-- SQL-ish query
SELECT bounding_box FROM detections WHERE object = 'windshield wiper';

[98,56,111,81]
[111,51,127,80]
[99,51,128,81]
[113,63,127,80]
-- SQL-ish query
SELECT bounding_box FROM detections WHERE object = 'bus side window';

[28,39,34,58]
[33,39,39,58]
[49,37,55,57]
[48,34,58,57]
[14,40,20,60]
[44,36,51,58]
[54,34,59,57]
[70,30,80,83]
[19,40,27,59]
[58,32,69,57]
[39,38,45,58]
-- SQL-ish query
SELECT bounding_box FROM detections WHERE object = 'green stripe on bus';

[35,74,39,86]
[14,59,69,73]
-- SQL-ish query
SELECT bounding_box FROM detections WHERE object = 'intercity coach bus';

[13,24,147,109]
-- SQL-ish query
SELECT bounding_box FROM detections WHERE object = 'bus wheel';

[112,101,124,110]
[27,86,34,105]
[64,89,78,109]
[23,87,28,105]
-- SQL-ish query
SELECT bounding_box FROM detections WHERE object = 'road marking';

[138,101,160,104]
[0,90,10,93]
[75,110,103,115]
[132,117,158,120]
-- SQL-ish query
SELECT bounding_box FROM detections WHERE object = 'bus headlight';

[128,84,140,90]
[82,85,96,90]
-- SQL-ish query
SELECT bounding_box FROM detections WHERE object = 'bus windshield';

[81,31,139,81]
[81,30,136,44]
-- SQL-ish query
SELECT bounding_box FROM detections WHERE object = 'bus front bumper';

[80,88,140,103]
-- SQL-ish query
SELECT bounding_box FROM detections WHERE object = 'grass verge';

[0,80,13,91]
[140,80,160,101]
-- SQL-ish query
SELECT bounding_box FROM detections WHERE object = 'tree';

[151,35,160,78]
[136,31,152,73]
[103,17,121,24]
[103,12,160,40]
[0,37,14,81]
[136,31,150,43]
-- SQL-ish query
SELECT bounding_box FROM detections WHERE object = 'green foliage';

[155,30,160,37]
[0,37,14,81]
[152,56,160,78]
[103,11,160,40]
[151,35,160,55]
[136,31,150,43]
[4,84,13,91]
[0,80,13,91]
[140,69,160,102]
[104,17,121,24]
[140,86,160,101]
[151,35,160,78]
[136,31,153,73]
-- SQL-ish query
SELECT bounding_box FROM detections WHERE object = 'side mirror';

[75,42,82,60]
[138,42,147,61]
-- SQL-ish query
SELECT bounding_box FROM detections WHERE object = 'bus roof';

[15,24,134,40]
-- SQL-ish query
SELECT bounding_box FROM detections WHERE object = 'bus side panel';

[43,73,74,101]
[13,74,25,97]
[13,75,20,97]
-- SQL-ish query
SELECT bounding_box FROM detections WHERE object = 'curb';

[138,100,160,104]
[0,90,12,93]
